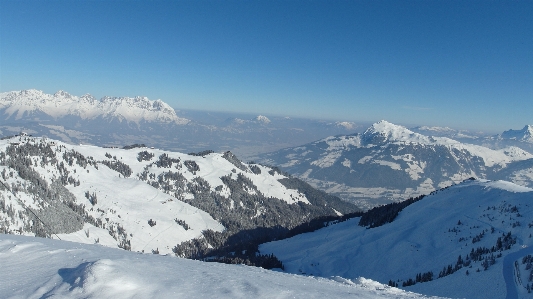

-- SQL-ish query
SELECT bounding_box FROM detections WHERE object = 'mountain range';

[500,125,533,143]
[410,124,533,153]
[0,89,189,125]
[3,88,533,298]
[258,120,533,209]
[0,90,362,159]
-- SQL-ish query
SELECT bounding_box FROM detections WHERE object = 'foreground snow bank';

[0,234,441,299]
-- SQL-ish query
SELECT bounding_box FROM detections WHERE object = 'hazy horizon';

[1,1,531,133]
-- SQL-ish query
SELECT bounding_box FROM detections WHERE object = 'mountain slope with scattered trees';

[0,135,359,267]
[260,179,533,299]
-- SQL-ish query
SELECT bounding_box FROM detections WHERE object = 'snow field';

[0,234,442,299]
[260,179,533,298]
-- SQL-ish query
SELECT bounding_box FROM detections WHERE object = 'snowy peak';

[0,89,190,125]
[362,120,431,144]
[227,115,271,126]
[501,125,533,143]
[79,93,98,103]
[255,115,271,124]
[412,125,456,133]
[335,121,356,130]
[98,95,180,123]
[258,120,533,209]
[53,90,74,99]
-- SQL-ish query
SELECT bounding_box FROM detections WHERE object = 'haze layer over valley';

[0,90,362,160]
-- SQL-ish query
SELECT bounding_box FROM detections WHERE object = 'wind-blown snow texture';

[260,179,533,299]
[259,120,533,209]
[0,234,441,299]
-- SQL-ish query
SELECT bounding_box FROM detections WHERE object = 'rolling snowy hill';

[260,179,533,299]
[0,234,440,299]
[0,135,358,258]
[258,120,533,209]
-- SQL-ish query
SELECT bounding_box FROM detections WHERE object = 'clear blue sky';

[1,0,531,132]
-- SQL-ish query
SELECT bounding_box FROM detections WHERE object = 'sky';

[0,0,531,133]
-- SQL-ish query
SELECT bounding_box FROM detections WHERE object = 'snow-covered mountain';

[500,125,533,143]
[0,135,358,257]
[258,120,533,209]
[0,234,438,299]
[0,90,364,159]
[409,125,481,140]
[260,179,533,299]
[410,124,533,154]
[0,89,189,125]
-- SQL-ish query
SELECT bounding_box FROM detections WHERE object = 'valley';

[2,1,529,297]
[1,90,532,299]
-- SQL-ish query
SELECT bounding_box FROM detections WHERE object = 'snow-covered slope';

[259,120,533,209]
[0,135,357,256]
[260,179,533,299]
[0,234,439,299]
[0,89,189,124]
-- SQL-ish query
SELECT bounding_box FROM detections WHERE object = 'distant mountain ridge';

[258,120,533,209]
[500,125,533,143]
[0,89,189,125]
[410,124,533,153]
[0,89,363,159]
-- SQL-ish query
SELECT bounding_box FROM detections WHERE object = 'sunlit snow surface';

[0,136,311,254]
[0,234,442,299]
[0,89,189,124]
[260,179,533,299]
